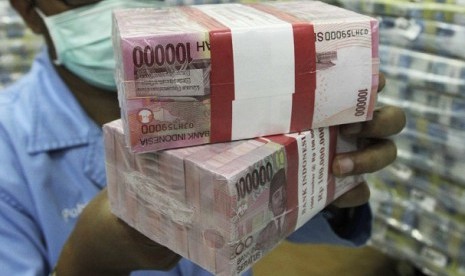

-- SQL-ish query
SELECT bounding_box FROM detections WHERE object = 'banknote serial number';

[355,88,368,117]
[132,43,193,68]
[140,122,195,134]
[315,28,370,42]
[235,162,273,201]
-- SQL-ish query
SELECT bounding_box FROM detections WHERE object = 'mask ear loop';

[28,0,62,65]
[33,6,63,66]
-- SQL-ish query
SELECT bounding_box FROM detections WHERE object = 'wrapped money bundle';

[377,16,465,60]
[379,45,465,96]
[112,1,380,152]
[379,78,465,130]
[104,119,364,276]
[341,0,465,25]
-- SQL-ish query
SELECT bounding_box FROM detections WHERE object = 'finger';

[332,138,397,177]
[331,182,370,208]
[340,105,406,138]
[378,72,385,92]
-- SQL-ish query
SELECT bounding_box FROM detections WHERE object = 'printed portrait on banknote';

[255,168,294,252]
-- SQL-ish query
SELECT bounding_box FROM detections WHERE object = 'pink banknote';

[113,1,379,153]
[104,119,364,275]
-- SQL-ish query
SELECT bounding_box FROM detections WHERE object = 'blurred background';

[0,0,42,90]
[1,0,464,275]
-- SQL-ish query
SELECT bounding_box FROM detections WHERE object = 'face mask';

[36,0,160,91]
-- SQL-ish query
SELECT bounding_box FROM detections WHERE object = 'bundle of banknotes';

[379,78,465,130]
[104,119,364,275]
[392,113,465,185]
[377,15,465,59]
[402,115,465,156]
[379,44,465,96]
[369,169,465,226]
[371,217,465,276]
[397,149,465,188]
[341,0,465,25]
[370,180,465,269]
[339,1,465,275]
[370,162,465,212]
[112,1,379,152]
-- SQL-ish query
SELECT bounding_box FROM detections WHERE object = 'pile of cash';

[342,0,465,25]
[112,1,379,152]
[104,119,364,275]
[394,115,465,185]
[377,15,465,59]
[337,1,465,275]
[379,45,465,96]
[379,78,465,130]
[371,217,465,276]
[105,1,377,275]
[369,162,465,219]
[369,171,465,276]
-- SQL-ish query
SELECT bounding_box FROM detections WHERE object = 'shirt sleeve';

[286,204,372,247]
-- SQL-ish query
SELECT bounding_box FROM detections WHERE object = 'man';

[0,0,406,275]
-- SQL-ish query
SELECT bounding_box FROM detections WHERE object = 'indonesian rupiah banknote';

[104,119,365,276]
[113,1,380,152]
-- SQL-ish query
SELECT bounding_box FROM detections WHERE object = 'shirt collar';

[27,48,101,154]
[26,48,107,188]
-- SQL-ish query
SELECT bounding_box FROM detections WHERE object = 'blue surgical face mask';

[36,0,160,91]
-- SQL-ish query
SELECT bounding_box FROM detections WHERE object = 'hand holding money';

[54,189,181,276]
[331,74,406,208]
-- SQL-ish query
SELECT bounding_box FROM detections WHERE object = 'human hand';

[55,189,181,276]
[330,74,406,208]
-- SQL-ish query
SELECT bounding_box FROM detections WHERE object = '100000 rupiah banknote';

[104,119,364,276]
[113,1,380,152]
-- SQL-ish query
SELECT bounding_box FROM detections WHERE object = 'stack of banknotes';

[369,174,465,275]
[112,1,380,152]
[379,78,465,130]
[367,161,465,217]
[104,119,364,275]
[379,44,465,96]
[106,1,377,274]
[393,114,465,184]
[338,1,465,275]
[371,217,465,276]
[368,162,465,221]
[342,0,465,25]
[377,15,465,59]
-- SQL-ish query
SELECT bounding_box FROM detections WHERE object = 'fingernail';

[336,157,354,175]
[341,123,362,135]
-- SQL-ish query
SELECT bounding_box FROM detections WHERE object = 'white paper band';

[195,4,295,140]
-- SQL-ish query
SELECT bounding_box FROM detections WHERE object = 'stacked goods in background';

[112,1,380,153]
[104,119,364,276]
[335,0,465,275]
[0,1,43,90]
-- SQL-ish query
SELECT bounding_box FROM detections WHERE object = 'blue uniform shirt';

[0,49,371,275]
